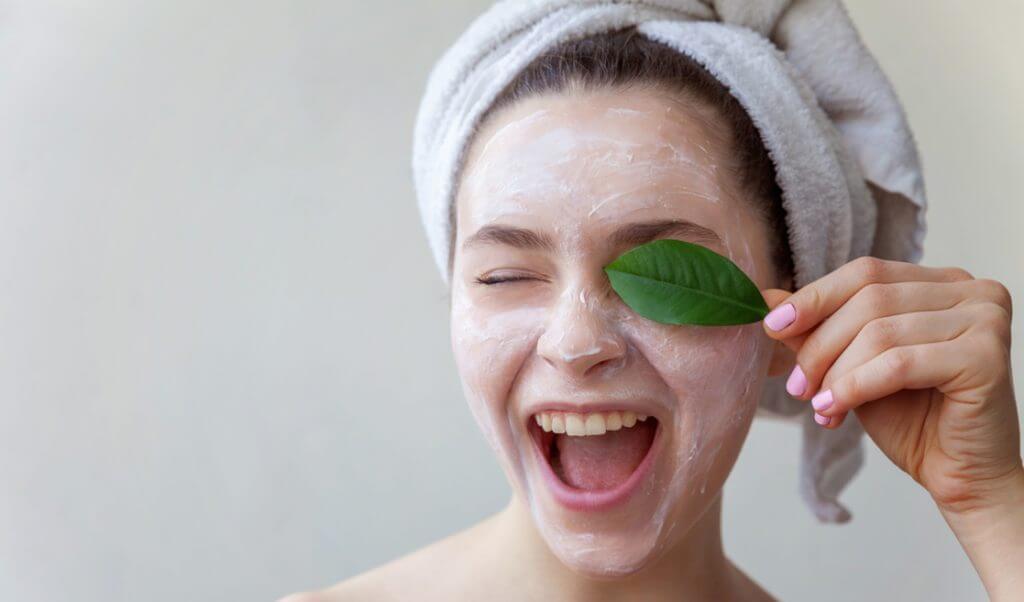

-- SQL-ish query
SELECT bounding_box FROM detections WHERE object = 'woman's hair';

[450,27,794,285]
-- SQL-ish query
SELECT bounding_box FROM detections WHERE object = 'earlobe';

[766,337,796,377]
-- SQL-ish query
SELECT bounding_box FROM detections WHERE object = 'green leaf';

[603,239,769,326]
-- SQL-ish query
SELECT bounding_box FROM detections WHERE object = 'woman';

[283,2,1021,600]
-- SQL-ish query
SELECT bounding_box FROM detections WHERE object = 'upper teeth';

[533,410,649,436]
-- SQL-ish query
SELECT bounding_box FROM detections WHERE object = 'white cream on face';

[450,88,777,575]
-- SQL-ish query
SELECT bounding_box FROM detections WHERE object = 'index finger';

[760,256,973,338]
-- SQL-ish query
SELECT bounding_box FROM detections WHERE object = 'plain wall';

[1,2,1021,600]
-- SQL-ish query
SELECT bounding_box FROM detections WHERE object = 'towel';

[411,0,927,523]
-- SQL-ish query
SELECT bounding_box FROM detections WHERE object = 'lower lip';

[528,419,663,513]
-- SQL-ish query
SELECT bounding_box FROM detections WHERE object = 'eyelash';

[475,274,538,286]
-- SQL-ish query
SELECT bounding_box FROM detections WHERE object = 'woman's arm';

[758,256,1021,599]
[939,450,1024,599]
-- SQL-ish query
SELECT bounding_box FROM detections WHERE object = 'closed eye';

[475,274,541,286]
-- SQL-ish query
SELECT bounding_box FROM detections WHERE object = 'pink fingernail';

[814,412,832,426]
[764,303,796,331]
[811,389,834,412]
[786,365,807,397]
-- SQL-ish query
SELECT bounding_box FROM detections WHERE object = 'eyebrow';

[461,218,723,252]
[609,218,723,249]
[462,223,557,252]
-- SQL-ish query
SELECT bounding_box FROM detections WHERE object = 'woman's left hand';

[759,256,1021,517]
[760,256,1024,599]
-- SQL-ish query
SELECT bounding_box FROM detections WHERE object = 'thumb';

[760,287,807,354]
[761,287,793,310]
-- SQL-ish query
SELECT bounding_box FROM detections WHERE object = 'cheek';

[451,304,543,395]
[623,314,768,403]
[621,314,771,484]
[678,325,769,467]
[449,291,545,451]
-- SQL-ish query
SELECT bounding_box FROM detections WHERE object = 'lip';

[527,415,663,512]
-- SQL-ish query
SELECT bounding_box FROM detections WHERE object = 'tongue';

[553,420,655,491]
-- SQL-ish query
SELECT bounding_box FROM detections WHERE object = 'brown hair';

[450,27,794,286]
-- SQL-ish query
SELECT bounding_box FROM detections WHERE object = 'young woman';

[282,4,1021,601]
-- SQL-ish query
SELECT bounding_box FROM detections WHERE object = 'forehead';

[457,87,742,229]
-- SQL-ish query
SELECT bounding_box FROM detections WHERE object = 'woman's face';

[450,87,780,576]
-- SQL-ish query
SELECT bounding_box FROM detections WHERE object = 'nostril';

[562,336,625,371]
[560,344,606,364]
[586,353,626,378]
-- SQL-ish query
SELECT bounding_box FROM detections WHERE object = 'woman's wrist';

[935,464,1024,601]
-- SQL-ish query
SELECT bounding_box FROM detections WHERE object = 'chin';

[502,392,749,584]
[540,525,669,578]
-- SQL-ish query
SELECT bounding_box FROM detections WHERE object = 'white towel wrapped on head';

[412,0,927,523]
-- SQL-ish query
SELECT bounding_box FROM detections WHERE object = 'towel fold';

[412,0,927,523]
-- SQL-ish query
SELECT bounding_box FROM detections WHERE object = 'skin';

[280,87,1021,602]
[760,259,1022,600]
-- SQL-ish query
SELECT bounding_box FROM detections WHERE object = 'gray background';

[1,2,1021,600]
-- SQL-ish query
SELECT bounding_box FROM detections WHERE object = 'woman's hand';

[760,256,1023,599]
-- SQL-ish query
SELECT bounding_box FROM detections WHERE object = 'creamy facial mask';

[450,88,777,576]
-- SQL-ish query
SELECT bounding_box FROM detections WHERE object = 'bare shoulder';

[276,515,500,602]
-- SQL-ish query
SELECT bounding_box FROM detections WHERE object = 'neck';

[488,493,738,602]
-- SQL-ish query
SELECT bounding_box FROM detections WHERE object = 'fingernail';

[786,365,807,397]
[811,389,834,412]
[814,412,832,426]
[764,303,796,331]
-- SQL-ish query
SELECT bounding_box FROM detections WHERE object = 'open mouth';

[527,410,661,511]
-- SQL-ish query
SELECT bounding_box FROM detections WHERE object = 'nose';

[536,285,627,379]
